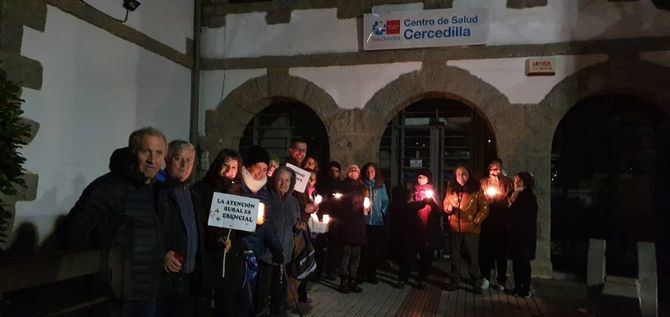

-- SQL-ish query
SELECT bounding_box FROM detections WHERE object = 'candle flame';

[333,192,343,199]
[314,194,323,205]
[364,197,371,209]
[485,186,498,198]
[425,190,434,199]
[257,203,265,225]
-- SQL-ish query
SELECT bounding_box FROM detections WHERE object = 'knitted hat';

[416,168,432,183]
[244,145,270,168]
[327,161,342,170]
[346,164,360,173]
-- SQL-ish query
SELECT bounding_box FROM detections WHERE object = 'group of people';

[59,126,538,317]
[390,160,538,299]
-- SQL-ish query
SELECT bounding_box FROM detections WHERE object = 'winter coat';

[403,184,444,251]
[443,189,489,235]
[480,176,513,234]
[239,182,284,265]
[332,178,367,245]
[506,189,538,261]
[61,147,162,300]
[156,179,199,294]
[363,180,389,226]
[191,179,248,289]
[263,166,300,265]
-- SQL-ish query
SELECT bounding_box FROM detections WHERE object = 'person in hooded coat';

[262,166,301,315]
[397,169,443,289]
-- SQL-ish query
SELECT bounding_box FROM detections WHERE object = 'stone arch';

[359,63,513,164]
[540,58,670,138]
[200,73,341,160]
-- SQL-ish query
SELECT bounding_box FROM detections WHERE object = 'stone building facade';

[197,0,670,277]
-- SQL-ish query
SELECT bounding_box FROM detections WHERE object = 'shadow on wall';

[0,174,88,261]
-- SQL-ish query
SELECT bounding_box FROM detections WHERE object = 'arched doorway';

[239,101,329,167]
[380,98,497,194]
[550,95,670,280]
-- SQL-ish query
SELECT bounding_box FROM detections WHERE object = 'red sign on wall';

[386,20,400,34]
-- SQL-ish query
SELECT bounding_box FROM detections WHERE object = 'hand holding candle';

[256,202,265,225]
[363,197,371,215]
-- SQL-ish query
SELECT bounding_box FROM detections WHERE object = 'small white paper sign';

[410,159,423,168]
[285,163,309,193]
[207,192,259,232]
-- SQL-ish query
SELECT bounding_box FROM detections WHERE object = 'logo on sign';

[372,20,400,35]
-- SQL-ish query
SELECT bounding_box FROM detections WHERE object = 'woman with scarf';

[237,146,284,316]
[397,169,443,289]
[442,165,489,294]
[359,162,389,284]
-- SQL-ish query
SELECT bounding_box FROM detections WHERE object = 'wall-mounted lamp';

[123,0,141,11]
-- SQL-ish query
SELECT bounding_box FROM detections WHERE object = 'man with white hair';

[156,140,198,316]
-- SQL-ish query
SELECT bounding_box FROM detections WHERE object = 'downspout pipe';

[189,0,202,146]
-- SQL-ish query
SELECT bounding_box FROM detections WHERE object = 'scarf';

[241,166,267,193]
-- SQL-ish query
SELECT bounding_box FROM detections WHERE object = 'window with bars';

[240,102,329,167]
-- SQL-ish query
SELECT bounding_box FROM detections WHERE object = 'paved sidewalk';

[290,262,590,317]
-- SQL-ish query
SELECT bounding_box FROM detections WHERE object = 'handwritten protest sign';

[207,192,260,232]
[285,163,309,193]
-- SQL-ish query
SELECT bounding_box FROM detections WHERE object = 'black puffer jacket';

[61,147,162,300]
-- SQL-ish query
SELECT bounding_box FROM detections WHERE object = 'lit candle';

[333,192,343,199]
[256,203,265,225]
[424,190,434,199]
[322,214,330,224]
[485,186,498,198]
[364,197,371,210]
[314,194,323,205]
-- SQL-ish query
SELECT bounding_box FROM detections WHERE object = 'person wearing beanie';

[332,164,367,293]
[397,168,444,289]
[238,145,285,315]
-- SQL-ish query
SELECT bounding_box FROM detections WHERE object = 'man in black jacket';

[61,127,167,317]
[156,140,198,316]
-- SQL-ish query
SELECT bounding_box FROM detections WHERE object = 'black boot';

[349,279,363,293]
[339,277,350,294]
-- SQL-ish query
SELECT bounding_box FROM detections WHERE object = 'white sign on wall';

[525,57,557,76]
[207,192,260,232]
[285,163,309,193]
[363,8,487,51]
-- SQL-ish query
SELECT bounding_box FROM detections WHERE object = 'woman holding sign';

[192,149,249,316]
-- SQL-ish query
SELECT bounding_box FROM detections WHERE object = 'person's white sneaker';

[493,284,505,291]
[480,278,490,289]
